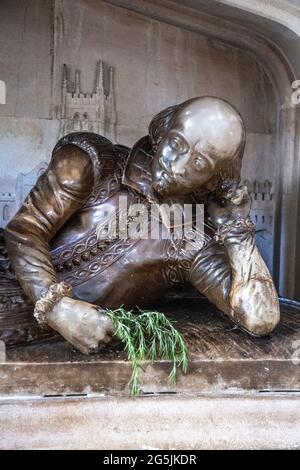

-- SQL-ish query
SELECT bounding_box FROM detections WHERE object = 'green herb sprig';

[106,307,188,396]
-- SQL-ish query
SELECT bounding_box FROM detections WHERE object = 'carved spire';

[62,64,68,89]
[253,180,260,195]
[107,66,117,142]
[75,70,81,95]
[61,64,68,120]
[95,60,105,134]
[264,180,272,195]
[108,66,114,96]
[96,60,105,95]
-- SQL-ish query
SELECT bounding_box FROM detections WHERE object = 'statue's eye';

[193,157,204,170]
[169,138,184,153]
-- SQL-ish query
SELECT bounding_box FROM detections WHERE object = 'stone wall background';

[0,0,278,271]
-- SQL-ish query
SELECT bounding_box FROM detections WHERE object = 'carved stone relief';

[59,60,117,143]
[243,179,274,273]
[0,162,48,229]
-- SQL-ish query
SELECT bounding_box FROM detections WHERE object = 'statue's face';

[152,128,216,197]
[151,98,244,197]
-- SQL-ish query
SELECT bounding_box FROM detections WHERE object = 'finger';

[96,309,115,334]
[105,318,115,335]
[69,337,91,355]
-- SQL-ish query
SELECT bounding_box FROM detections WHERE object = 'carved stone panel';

[59,61,117,143]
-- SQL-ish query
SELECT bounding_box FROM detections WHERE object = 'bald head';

[151,96,245,197]
[173,97,245,162]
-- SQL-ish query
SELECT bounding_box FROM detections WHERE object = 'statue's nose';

[171,153,190,176]
[158,154,171,173]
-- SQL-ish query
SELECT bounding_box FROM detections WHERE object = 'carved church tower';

[59,60,117,142]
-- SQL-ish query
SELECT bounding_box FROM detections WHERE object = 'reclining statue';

[2,96,280,353]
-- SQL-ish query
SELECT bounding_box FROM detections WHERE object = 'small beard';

[152,178,171,196]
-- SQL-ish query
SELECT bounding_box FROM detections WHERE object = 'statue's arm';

[219,223,279,335]
[4,144,94,303]
[4,144,115,353]
[190,186,280,336]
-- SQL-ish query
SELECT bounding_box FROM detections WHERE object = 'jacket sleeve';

[189,242,232,315]
[4,144,95,303]
[189,226,280,336]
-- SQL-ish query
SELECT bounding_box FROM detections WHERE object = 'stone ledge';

[1,298,299,397]
[0,394,299,449]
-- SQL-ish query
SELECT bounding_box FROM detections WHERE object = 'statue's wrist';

[33,282,73,328]
[214,217,255,245]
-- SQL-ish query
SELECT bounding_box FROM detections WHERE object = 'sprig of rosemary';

[106,307,188,396]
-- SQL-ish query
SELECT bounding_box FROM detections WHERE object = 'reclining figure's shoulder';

[52,132,116,172]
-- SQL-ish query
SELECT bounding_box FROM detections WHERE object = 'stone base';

[0,394,299,449]
[1,298,300,396]
[0,297,299,449]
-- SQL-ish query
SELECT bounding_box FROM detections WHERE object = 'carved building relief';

[0,194,14,227]
[0,59,118,229]
[0,162,48,229]
[59,60,117,142]
[243,179,274,274]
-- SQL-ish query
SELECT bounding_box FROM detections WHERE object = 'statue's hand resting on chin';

[207,184,251,228]
[46,297,115,354]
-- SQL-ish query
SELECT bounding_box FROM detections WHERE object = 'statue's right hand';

[46,297,115,354]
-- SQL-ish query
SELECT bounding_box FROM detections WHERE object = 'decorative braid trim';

[33,282,72,328]
[213,218,255,245]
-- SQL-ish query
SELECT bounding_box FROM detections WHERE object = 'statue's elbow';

[245,305,280,337]
[230,281,280,336]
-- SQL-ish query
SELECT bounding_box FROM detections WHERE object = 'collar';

[122,135,158,202]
